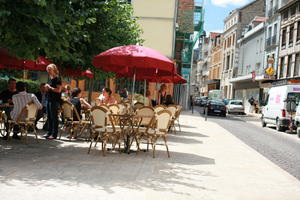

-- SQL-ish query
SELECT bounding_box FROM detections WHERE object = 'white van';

[293,105,300,137]
[261,84,300,131]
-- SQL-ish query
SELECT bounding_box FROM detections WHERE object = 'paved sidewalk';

[1,111,300,200]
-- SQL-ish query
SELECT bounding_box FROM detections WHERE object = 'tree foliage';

[0,0,143,80]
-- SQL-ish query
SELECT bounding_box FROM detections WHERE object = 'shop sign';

[263,75,276,80]
[251,71,256,82]
[265,66,275,76]
[265,57,276,77]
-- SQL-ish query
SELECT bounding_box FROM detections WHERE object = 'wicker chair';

[154,104,166,113]
[134,106,155,151]
[59,101,90,140]
[108,104,120,114]
[147,110,172,158]
[174,105,182,132]
[166,105,178,134]
[88,106,120,156]
[8,101,40,143]
[133,102,144,111]
[0,111,7,137]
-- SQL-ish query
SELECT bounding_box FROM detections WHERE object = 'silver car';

[227,100,245,115]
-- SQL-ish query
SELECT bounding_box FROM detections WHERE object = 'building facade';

[231,17,266,112]
[277,0,300,80]
[264,0,283,78]
[221,0,265,99]
[207,33,223,91]
[132,0,178,99]
[132,0,177,58]
[196,37,210,96]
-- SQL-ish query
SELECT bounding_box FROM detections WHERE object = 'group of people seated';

[0,64,177,141]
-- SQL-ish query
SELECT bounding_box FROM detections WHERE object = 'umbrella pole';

[131,70,136,106]
[144,79,146,105]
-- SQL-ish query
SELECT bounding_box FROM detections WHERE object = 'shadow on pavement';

[0,130,216,194]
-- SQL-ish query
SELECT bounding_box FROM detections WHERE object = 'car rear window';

[230,101,243,105]
[210,101,224,105]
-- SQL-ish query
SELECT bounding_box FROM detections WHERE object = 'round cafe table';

[110,113,153,153]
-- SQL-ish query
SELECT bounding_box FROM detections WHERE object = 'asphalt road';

[195,106,300,180]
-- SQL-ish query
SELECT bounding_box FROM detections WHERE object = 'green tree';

[0,0,143,80]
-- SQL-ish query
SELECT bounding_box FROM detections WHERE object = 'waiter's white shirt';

[11,91,42,121]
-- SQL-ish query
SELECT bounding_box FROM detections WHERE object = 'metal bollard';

[205,107,208,121]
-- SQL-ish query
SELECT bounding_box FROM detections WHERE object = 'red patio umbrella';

[31,56,52,71]
[61,68,94,79]
[93,45,176,77]
[148,73,187,84]
[0,48,52,71]
[93,45,176,102]
[0,48,24,70]
[81,70,94,79]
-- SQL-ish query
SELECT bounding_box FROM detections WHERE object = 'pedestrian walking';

[190,95,194,114]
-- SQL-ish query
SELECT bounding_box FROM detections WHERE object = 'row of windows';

[223,34,235,49]
[223,53,234,71]
[208,67,220,80]
[224,16,238,31]
[267,23,278,39]
[281,21,300,49]
[267,0,279,17]
[282,3,300,21]
[278,53,300,78]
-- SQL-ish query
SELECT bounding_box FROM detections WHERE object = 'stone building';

[230,17,266,112]
[221,0,265,99]
[277,0,300,80]
[207,33,223,91]
[196,37,210,96]
[264,0,283,79]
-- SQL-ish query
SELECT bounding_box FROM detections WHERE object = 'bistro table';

[109,113,154,153]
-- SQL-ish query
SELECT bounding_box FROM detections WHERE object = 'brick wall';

[177,0,195,33]
[237,0,265,39]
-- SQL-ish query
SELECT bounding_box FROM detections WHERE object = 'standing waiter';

[44,64,62,139]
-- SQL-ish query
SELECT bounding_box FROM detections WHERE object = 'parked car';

[227,100,245,114]
[194,97,202,105]
[223,98,232,105]
[261,84,300,131]
[199,96,208,107]
[293,104,300,138]
[204,100,226,117]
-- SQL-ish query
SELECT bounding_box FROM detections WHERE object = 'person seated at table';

[70,88,92,121]
[157,83,167,105]
[35,83,48,130]
[119,88,128,99]
[9,81,42,139]
[0,78,17,139]
[61,85,72,100]
[99,88,116,104]
[0,78,17,104]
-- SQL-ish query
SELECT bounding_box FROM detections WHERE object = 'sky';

[203,0,252,33]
